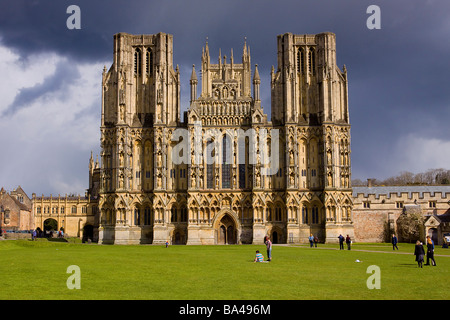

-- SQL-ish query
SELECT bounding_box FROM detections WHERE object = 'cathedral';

[97,31,353,245]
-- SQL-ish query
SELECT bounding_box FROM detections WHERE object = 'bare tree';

[396,206,424,243]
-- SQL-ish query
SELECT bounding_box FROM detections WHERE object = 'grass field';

[1,239,449,300]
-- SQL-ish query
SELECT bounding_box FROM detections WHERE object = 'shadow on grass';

[29,238,68,242]
[47,238,68,242]
[394,263,419,268]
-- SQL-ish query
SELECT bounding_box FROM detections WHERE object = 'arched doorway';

[172,229,186,245]
[82,224,94,243]
[272,231,278,244]
[217,214,236,244]
[43,218,57,237]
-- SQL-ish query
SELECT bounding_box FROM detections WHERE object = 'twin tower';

[98,32,353,245]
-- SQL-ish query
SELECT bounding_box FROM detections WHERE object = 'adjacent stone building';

[353,184,450,244]
[30,153,100,241]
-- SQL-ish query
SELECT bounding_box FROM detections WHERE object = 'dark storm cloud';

[2,59,80,116]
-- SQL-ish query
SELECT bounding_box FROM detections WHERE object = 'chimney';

[367,179,373,187]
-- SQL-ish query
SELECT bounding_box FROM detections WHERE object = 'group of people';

[338,234,352,250]
[308,234,319,247]
[253,235,272,263]
[414,236,437,268]
[253,232,440,268]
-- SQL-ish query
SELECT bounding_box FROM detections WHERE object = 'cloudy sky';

[0,0,449,196]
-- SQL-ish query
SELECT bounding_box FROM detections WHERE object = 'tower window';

[308,48,315,75]
[134,48,142,75]
[146,48,153,75]
[297,48,305,74]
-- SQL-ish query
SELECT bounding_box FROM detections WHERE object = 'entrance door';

[219,226,226,244]
[43,218,57,237]
[272,231,278,244]
[227,226,235,244]
[217,214,236,244]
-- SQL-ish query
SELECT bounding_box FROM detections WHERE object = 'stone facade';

[97,32,354,245]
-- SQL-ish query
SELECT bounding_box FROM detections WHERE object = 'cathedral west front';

[95,31,353,245]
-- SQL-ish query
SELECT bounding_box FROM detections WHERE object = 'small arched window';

[308,48,315,75]
[146,48,152,76]
[134,48,142,75]
[297,48,305,74]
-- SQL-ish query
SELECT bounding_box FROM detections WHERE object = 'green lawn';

[1,240,448,300]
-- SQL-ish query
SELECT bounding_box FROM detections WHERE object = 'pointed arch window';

[134,48,142,75]
[180,206,187,222]
[146,48,153,76]
[144,207,152,225]
[134,207,141,226]
[171,206,177,223]
[275,204,282,221]
[308,48,316,75]
[312,206,319,224]
[222,135,232,188]
[302,206,308,224]
[206,140,214,189]
[297,48,305,74]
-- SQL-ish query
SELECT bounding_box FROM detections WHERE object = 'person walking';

[266,237,272,261]
[425,237,436,266]
[338,234,345,250]
[345,234,352,250]
[308,234,314,248]
[414,240,425,268]
[392,234,399,250]
[313,235,319,248]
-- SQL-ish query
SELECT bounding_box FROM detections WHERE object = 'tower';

[184,39,267,244]
[271,32,353,243]
[99,32,181,244]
